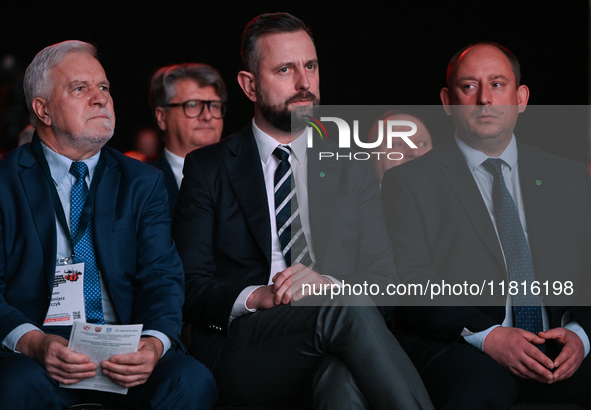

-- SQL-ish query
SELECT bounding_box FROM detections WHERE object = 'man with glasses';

[150,63,227,215]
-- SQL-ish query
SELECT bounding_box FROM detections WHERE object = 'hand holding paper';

[101,337,163,388]
[60,321,143,394]
[16,330,97,384]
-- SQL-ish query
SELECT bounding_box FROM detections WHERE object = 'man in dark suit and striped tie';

[172,11,433,410]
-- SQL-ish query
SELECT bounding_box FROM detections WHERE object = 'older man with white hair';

[0,40,216,409]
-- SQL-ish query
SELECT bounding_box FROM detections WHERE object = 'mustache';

[472,106,502,117]
[285,91,318,105]
[85,109,114,121]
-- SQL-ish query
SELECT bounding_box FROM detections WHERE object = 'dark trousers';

[212,301,434,410]
[399,335,591,410]
[0,348,217,410]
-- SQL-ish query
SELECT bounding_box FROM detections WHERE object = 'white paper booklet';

[60,321,143,394]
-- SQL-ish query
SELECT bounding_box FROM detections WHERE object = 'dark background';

[1,0,588,162]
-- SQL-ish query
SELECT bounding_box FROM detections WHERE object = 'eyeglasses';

[163,99,226,119]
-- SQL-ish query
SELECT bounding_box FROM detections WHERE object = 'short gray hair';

[24,40,97,126]
[149,63,227,116]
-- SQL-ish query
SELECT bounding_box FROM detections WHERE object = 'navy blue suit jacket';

[0,139,185,346]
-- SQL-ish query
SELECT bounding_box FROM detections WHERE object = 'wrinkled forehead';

[48,52,107,86]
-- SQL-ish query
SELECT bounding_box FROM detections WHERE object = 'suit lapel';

[517,144,548,267]
[224,127,271,264]
[18,146,57,294]
[93,148,120,274]
[307,140,339,260]
[439,141,506,270]
[155,156,179,210]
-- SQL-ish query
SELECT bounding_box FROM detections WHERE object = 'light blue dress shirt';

[2,144,171,356]
[456,135,589,356]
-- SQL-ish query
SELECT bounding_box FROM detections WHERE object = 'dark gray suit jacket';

[381,139,591,363]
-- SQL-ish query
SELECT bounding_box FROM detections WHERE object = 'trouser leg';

[94,350,217,410]
[213,300,432,410]
[302,354,370,410]
[316,301,433,410]
[0,351,77,410]
[517,352,591,407]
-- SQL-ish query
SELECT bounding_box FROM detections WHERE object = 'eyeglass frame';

[162,99,227,119]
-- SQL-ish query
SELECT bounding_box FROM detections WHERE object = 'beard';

[52,111,115,154]
[256,88,319,133]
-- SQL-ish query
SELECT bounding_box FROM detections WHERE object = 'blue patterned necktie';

[70,162,104,324]
[483,158,543,335]
[273,146,314,269]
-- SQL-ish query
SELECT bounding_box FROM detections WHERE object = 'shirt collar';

[163,147,185,169]
[42,142,101,185]
[251,118,307,164]
[455,134,518,172]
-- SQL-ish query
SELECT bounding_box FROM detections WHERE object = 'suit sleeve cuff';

[564,320,590,357]
[2,324,42,353]
[462,325,501,351]
[322,275,342,287]
[141,330,172,357]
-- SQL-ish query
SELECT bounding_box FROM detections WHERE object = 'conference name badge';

[44,262,86,326]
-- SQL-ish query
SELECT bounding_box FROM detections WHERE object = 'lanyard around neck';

[31,133,106,258]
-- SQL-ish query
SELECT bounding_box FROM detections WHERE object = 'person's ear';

[155,107,167,131]
[237,71,257,102]
[517,85,530,113]
[440,88,452,116]
[32,97,52,126]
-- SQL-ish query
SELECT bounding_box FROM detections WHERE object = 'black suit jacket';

[381,139,591,347]
[0,139,186,346]
[172,125,397,369]
[149,155,179,217]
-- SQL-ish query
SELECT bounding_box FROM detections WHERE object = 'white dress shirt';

[2,144,171,355]
[230,120,339,318]
[164,147,185,189]
[455,135,589,356]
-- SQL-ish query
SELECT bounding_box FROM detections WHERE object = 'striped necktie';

[273,146,314,269]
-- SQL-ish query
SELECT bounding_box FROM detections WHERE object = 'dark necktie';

[482,158,543,335]
[70,162,104,324]
[273,146,314,269]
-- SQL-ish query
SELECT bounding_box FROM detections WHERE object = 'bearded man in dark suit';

[173,12,433,410]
